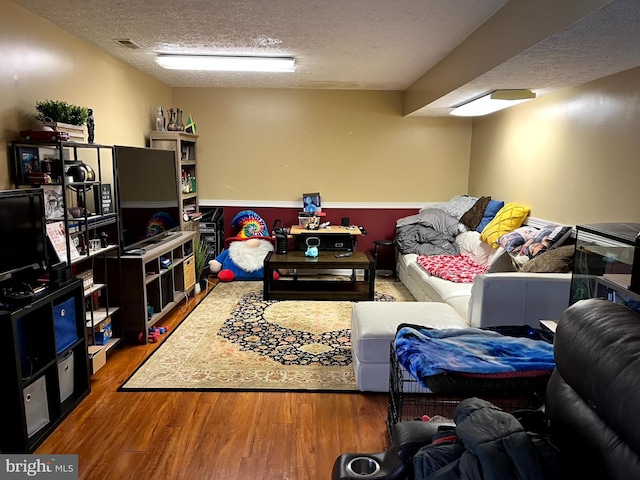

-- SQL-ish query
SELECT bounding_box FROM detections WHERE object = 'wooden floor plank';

[293,402,317,480]
[35,278,390,479]
[237,457,267,480]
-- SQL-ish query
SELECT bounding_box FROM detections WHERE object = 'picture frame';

[46,221,80,264]
[16,146,40,184]
[302,192,322,214]
[42,185,65,220]
[93,183,113,215]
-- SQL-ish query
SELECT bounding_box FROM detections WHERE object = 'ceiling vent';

[117,39,141,49]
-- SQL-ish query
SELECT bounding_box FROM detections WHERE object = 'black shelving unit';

[0,279,90,453]
[11,139,123,374]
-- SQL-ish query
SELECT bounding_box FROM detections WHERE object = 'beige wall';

[4,0,639,227]
[0,0,172,190]
[172,88,472,203]
[468,66,640,225]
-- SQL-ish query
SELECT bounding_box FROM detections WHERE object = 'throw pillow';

[498,226,540,252]
[487,248,517,273]
[438,195,480,220]
[460,196,491,231]
[456,231,496,266]
[476,199,505,233]
[520,245,575,273]
[480,203,531,248]
[519,224,572,259]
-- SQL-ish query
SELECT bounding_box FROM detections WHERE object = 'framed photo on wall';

[16,146,40,184]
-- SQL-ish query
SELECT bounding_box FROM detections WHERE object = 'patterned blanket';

[395,326,555,386]
[416,254,488,283]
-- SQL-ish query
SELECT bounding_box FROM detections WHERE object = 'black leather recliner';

[333,299,640,479]
[545,298,640,478]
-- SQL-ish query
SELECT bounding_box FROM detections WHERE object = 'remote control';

[335,252,353,258]
[125,248,146,256]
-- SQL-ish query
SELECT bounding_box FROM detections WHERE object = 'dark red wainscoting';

[205,206,418,272]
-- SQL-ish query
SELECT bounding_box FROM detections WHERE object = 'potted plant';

[194,234,209,294]
[35,99,89,141]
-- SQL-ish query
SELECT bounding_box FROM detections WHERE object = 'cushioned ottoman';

[351,302,468,392]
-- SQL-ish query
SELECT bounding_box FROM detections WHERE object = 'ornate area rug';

[119,277,414,392]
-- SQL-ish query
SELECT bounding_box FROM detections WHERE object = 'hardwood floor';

[36,278,391,480]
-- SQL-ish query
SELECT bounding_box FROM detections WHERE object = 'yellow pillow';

[480,203,530,248]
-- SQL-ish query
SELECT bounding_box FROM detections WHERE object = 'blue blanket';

[395,326,555,385]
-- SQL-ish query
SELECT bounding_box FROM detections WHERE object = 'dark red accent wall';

[204,206,418,271]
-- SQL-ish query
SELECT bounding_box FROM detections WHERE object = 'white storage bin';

[23,376,50,437]
[57,350,75,402]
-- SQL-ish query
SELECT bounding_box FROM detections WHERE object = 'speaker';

[341,217,350,227]
[272,219,289,254]
[275,232,288,254]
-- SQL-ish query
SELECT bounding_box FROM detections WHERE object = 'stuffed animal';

[209,210,279,282]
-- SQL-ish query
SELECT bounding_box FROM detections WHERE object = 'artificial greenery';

[194,234,209,282]
[35,99,89,126]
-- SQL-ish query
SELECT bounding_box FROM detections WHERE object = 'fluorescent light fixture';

[155,54,295,72]
[450,89,536,117]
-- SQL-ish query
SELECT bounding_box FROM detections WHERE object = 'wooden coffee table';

[263,251,375,301]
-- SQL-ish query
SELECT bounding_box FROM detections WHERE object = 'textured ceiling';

[9,0,640,116]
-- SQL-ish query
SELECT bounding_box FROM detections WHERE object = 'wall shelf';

[149,132,200,232]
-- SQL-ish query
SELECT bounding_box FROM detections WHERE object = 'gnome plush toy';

[209,210,279,282]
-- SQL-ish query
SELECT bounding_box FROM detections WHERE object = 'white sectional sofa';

[351,222,574,392]
[397,250,572,327]
[352,268,571,392]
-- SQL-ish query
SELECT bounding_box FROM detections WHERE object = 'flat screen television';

[0,188,47,283]
[115,146,181,253]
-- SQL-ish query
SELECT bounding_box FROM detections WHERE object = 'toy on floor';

[209,210,279,282]
[147,330,160,343]
[138,325,170,343]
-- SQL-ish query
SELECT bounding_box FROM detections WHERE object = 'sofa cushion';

[446,295,470,320]
[476,199,505,232]
[460,196,491,231]
[519,224,572,259]
[519,245,575,273]
[480,203,531,248]
[352,302,468,362]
